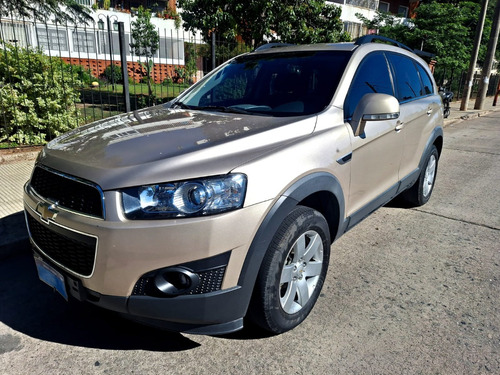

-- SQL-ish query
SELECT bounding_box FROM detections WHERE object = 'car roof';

[252,43,358,54]
[252,36,435,61]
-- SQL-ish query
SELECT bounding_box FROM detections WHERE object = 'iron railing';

[0,15,250,145]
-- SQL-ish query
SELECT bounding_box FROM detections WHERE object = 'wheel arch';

[237,172,345,316]
[433,132,443,157]
[424,126,444,167]
[297,191,341,244]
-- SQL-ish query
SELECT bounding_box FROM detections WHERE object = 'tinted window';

[181,51,351,117]
[387,54,422,102]
[344,52,394,120]
[416,63,434,96]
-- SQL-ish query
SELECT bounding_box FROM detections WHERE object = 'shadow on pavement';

[213,322,275,340]
[0,212,30,261]
[0,253,200,352]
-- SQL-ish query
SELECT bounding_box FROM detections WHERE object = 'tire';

[400,145,439,207]
[248,206,330,334]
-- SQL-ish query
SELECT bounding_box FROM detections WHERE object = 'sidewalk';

[445,99,499,126]
[0,156,37,259]
[1,99,499,259]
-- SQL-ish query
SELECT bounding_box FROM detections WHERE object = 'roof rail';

[254,43,295,52]
[355,35,413,53]
[413,49,436,59]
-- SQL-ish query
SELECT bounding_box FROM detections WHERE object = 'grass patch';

[0,142,20,149]
[88,82,191,98]
[77,104,122,124]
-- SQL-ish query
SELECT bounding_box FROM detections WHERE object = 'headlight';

[121,174,247,219]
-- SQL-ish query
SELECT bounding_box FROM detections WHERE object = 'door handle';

[426,108,432,116]
[395,121,404,131]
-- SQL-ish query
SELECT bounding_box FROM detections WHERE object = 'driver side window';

[344,53,394,121]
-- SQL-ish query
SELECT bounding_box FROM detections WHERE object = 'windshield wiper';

[172,101,193,110]
[196,105,252,115]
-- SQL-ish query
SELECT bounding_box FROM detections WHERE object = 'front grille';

[27,215,97,276]
[30,166,104,218]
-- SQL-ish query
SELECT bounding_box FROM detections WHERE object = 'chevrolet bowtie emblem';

[36,202,59,223]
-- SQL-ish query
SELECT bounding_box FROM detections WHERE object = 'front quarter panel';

[236,119,351,207]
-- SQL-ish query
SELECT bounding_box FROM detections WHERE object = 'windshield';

[178,50,351,117]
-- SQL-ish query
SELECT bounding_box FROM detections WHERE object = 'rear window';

[180,50,352,117]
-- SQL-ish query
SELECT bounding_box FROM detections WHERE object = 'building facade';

[0,0,418,83]
[0,0,196,83]
[329,0,417,39]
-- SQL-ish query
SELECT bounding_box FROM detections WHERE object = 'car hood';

[37,105,317,190]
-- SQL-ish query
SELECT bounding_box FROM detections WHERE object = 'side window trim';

[385,51,400,101]
[383,52,396,98]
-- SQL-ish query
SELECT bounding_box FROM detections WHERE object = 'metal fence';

[0,15,250,146]
[435,70,499,101]
[2,14,499,146]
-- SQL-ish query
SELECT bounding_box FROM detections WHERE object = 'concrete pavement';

[0,157,38,259]
[1,99,499,259]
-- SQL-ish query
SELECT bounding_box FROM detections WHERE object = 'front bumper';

[24,182,271,334]
[34,248,247,334]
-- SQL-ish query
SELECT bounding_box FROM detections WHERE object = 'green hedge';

[0,44,83,145]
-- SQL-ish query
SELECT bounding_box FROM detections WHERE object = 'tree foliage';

[0,44,83,145]
[130,6,160,59]
[103,64,123,84]
[130,6,160,97]
[357,1,494,77]
[355,11,414,44]
[0,0,92,24]
[413,1,481,71]
[178,0,350,46]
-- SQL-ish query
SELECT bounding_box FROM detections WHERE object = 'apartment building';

[331,0,417,38]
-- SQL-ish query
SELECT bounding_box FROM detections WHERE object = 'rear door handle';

[426,108,432,116]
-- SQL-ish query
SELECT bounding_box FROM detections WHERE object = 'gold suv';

[24,36,443,335]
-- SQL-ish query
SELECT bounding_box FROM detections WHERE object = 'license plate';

[35,257,68,301]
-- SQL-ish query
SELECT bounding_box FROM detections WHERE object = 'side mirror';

[351,93,400,137]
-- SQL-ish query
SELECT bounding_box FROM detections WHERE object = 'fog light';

[154,267,200,296]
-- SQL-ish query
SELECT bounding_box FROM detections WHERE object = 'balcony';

[345,0,379,10]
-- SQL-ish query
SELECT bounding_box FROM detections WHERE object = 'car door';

[344,52,403,218]
[386,53,442,182]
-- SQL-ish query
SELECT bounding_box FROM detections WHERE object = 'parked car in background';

[24,36,443,335]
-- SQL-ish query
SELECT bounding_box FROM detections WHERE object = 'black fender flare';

[237,172,345,314]
[420,126,443,170]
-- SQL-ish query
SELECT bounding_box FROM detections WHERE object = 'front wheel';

[248,206,330,334]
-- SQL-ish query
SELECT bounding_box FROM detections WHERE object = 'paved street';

[0,112,499,374]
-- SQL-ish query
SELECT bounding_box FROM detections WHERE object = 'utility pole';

[474,0,500,109]
[211,32,216,71]
[460,0,489,111]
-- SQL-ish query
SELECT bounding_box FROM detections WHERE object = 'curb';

[0,150,40,165]
[459,110,492,121]
[444,109,495,128]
